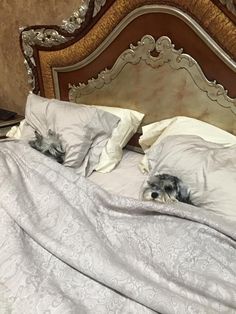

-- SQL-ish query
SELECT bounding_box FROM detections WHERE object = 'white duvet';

[0,140,236,313]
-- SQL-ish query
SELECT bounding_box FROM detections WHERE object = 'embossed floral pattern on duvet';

[0,140,235,313]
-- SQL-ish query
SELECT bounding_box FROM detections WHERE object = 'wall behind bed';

[0,0,82,115]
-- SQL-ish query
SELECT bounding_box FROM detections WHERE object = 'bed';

[1,0,236,313]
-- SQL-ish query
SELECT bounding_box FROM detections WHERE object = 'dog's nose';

[151,192,159,199]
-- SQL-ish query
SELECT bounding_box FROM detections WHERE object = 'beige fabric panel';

[73,61,236,135]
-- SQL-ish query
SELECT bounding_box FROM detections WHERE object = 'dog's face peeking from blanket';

[29,130,65,164]
[142,173,193,205]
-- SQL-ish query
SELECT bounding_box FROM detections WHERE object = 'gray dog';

[29,129,65,164]
[142,173,193,205]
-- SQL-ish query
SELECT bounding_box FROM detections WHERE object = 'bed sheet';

[89,149,147,199]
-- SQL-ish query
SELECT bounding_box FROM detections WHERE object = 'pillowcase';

[139,116,236,173]
[21,93,120,176]
[94,106,144,173]
[146,135,236,218]
[139,116,236,151]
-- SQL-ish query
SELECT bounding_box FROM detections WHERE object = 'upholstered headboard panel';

[20,0,236,135]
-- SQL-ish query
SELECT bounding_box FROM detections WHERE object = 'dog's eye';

[151,192,159,199]
[164,185,173,192]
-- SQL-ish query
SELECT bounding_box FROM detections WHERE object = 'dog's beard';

[29,130,65,164]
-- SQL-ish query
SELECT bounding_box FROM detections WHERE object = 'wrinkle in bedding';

[0,140,236,314]
[89,149,146,199]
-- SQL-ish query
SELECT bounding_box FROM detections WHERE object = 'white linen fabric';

[146,135,236,218]
[0,139,236,313]
[90,149,146,199]
[20,93,120,176]
[94,106,144,173]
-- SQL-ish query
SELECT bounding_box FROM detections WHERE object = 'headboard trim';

[21,28,72,91]
[69,35,236,115]
[20,0,236,96]
[61,0,90,33]
[61,0,108,33]
[54,4,236,75]
[219,0,236,16]
[93,0,108,17]
[20,0,96,93]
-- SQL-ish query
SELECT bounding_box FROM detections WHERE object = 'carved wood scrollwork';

[69,35,236,115]
[20,0,107,92]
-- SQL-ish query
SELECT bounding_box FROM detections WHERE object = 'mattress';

[89,149,147,199]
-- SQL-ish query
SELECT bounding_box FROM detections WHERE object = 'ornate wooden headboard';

[20,0,236,135]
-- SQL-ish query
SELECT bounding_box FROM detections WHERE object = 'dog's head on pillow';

[29,129,65,164]
[141,173,193,205]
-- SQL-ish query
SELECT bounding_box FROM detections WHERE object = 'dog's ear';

[48,129,61,140]
[34,130,43,142]
[177,179,190,200]
[48,129,54,136]
[49,142,65,155]
[173,176,181,187]
[147,176,158,187]
[147,180,153,187]
[48,129,58,137]
[29,131,42,150]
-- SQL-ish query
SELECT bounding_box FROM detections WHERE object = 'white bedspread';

[0,140,236,313]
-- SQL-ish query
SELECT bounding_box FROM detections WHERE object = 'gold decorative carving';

[21,0,91,91]
[219,0,236,16]
[21,0,108,91]
[69,35,236,115]
[23,59,35,88]
[22,29,69,58]
[93,0,107,17]
[61,0,90,33]
[61,0,107,32]
[21,28,70,91]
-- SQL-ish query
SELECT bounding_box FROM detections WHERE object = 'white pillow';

[139,116,236,173]
[140,116,236,150]
[94,106,144,173]
[139,118,173,151]
[146,135,236,218]
[16,94,120,176]
[8,102,144,174]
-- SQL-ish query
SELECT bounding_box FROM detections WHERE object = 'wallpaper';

[0,0,81,115]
